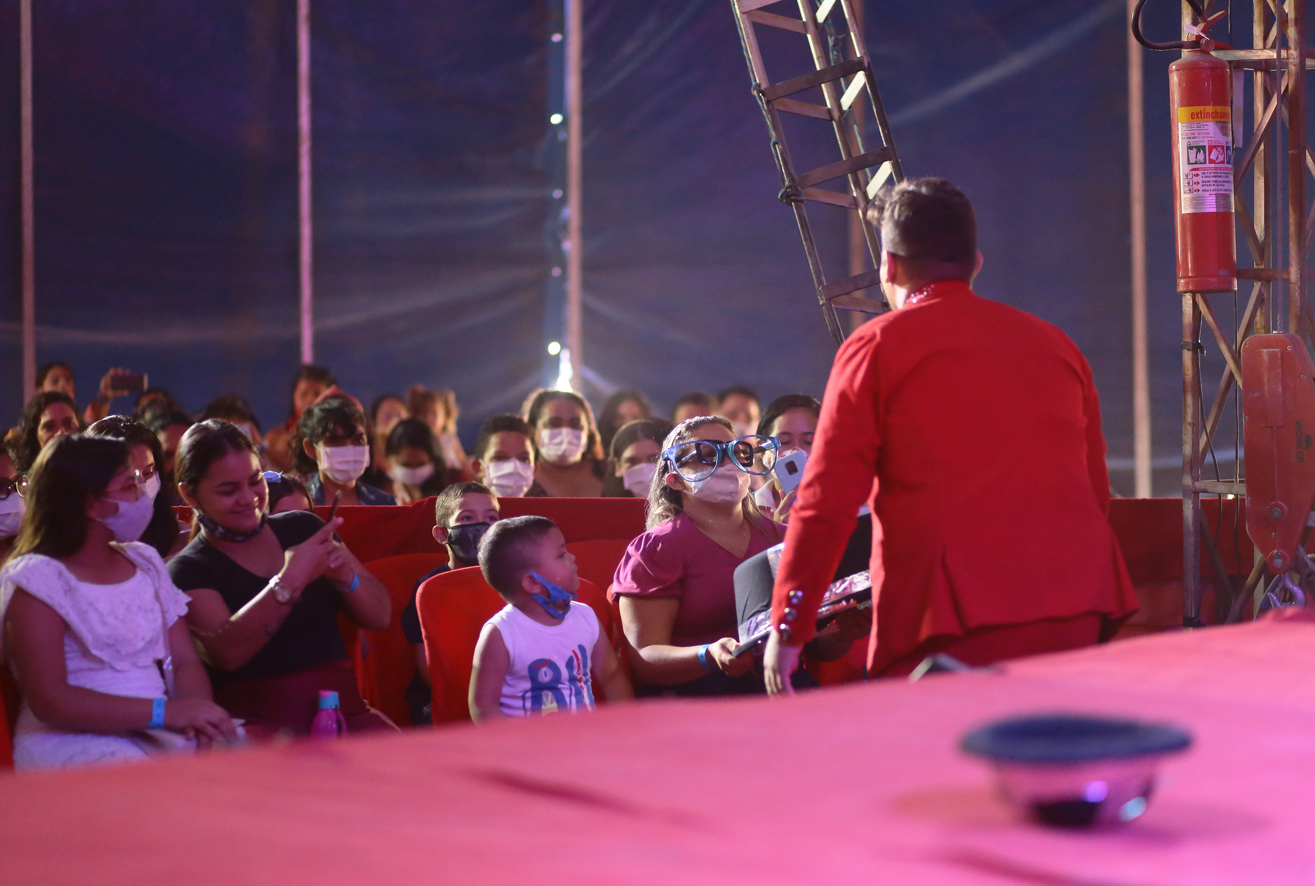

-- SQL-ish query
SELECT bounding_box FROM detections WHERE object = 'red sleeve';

[770,328,882,645]
[609,527,684,601]
[1076,349,1112,516]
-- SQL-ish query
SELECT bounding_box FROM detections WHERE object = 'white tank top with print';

[490,601,599,717]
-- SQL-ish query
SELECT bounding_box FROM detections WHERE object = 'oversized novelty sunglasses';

[662,435,780,483]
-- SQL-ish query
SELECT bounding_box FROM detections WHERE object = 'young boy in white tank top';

[470,516,632,720]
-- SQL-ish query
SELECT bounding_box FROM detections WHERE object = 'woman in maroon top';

[610,416,785,696]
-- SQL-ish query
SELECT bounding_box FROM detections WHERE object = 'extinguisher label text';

[1178,106,1233,214]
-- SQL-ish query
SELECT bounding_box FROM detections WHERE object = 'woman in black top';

[167,420,394,737]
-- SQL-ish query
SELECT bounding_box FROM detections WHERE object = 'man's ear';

[972,249,984,280]
[302,438,316,461]
[432,525,450,545]
[881,250,899,285]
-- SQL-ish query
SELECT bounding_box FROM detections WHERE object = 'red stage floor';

[2,612,1311,884]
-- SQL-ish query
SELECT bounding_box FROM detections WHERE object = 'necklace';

[197,511,268,543]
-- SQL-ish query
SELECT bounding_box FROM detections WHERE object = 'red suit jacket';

[771,280,1137,672]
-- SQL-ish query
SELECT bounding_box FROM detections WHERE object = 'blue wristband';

[149,697,166,730]
[697,644,715,673]
[341,570,360,593]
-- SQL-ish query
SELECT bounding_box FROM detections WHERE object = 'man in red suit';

[764,178,1137,693]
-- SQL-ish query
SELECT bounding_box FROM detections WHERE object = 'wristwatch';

[268,574,294,605]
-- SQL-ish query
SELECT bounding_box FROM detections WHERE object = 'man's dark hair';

[717,385,759,406]
[434,481,496,527]
[673,391,716,414]
[292,396,366,475]
[147,410,194,436]
[868,177,977,282]
[287,364,336,417]
[479,515,558,598]
[199,394,261,431]
[757,394,821,437]
[473,414,535,463]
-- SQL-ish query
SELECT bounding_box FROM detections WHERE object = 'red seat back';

[0,670,16,770]
[417,571,618,725]
[564,538,631,596]
[352,552,449,726]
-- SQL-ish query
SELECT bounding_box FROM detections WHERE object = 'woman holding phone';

[167,420,395,736]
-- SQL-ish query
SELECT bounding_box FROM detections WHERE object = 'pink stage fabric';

[2,613,1312,885]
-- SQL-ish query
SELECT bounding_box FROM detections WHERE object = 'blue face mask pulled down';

[528,571,575,619]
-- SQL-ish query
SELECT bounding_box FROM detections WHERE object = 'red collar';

[903,279,972,307]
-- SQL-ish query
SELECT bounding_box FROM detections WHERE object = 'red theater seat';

[0,670,16,770]
[417,570,622,725]
[352,552,449,727]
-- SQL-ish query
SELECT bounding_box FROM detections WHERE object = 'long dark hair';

[603,417,674,498]
[757,394,822,437]
[597,390,653,452]
[520,389,604,464]
[175,420,260,538]
[385,418,450,494]
[11,435,127,559]
[16,391,80,472]
[86,416,179,558]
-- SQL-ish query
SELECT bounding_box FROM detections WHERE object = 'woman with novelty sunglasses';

[610,416,790,695]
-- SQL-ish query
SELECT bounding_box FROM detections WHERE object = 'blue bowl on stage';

[961,714,1193,827]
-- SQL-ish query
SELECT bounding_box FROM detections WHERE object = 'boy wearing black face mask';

[399,482,500,725]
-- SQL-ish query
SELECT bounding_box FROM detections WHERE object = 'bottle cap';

[317,690,340,710]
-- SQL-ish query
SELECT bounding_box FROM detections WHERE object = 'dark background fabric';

[0,1,1277,494]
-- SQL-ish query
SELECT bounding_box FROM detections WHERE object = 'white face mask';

[319,444,370,486]
[730,421,756,439]
[484,459,535,498]
[143,473,162,503]
[0,494,25,538]
[622,462,656,498]
[389,462,436,487]
[538,428,587,465]
[96,493,155,543]
[686,466,750,504]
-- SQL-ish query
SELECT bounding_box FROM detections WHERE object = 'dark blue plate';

[961,714,1193,763]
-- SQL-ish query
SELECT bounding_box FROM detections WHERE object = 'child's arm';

[591,630,633,703]
[468,622,510,723]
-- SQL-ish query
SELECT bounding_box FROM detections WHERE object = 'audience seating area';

[0,495,1252,768]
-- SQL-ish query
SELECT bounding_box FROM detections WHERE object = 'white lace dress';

[0,543,193,770]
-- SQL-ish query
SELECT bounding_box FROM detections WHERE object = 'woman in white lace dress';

[0,435,236,770]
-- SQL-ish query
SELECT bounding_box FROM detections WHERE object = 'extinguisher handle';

[1131,0,1207,52]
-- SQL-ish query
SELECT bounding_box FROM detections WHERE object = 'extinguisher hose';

[1131,0,1209,51]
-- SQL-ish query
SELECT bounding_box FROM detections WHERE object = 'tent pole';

[1128,0,1151,497]
[565,0,583,380]
[20,0,35,400]
[297,0,313,365]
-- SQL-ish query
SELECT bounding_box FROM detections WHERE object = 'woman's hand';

[763,630,801,696]
[707,637,754,677]
[323,537,355,589]
[163,698,239,748]
[772,488,798,523]
[96,367,134,403]
[277,517,344,598]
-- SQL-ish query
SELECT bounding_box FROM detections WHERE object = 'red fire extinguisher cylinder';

[1169,48,1237,293]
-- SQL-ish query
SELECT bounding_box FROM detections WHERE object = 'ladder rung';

[745,9,805,33]
[840,71,866,112]
[802,187,856,208]
[773,97,831,120]
[797,148,892,189]
[815,0,838,23]
[738,0,786,11]
[866,161,894,198]
[830,295,887,314]
[823,269,885,300]
[761,58,866,102]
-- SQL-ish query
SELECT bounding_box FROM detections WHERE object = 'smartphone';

[774,450,808,496]
[110,371,148,393]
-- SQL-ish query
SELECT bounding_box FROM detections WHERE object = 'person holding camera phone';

[751,395,821,519]
[84,368,148,426]
[610,416,800,696]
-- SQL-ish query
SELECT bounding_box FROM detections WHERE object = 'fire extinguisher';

[1133,0,1237,293]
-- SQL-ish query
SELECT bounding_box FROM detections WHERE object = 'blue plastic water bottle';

[310,690,346,739]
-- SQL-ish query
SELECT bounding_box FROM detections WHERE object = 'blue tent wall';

[0,1,1241,494]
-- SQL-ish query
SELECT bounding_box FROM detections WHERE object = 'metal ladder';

[730,0,905,343]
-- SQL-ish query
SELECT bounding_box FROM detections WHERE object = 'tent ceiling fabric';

[0,1,1193,493]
